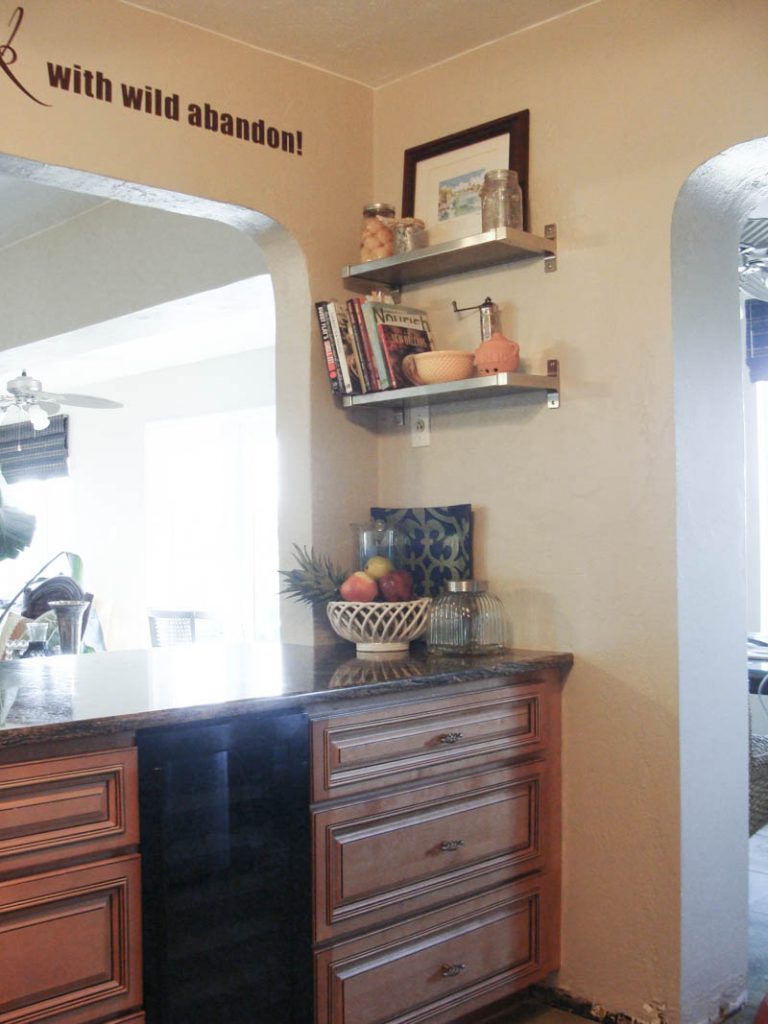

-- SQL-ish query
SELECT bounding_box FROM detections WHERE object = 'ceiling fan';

[0,370,123,431]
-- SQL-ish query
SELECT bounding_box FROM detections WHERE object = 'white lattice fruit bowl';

[326,598,432,653]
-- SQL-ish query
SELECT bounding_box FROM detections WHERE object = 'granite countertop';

[0,641,573,748]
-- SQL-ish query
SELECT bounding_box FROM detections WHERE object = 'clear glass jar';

[480,169,523,232]
[352,519,406,570]
[427,580,507,655]
[360,203,395,262]
[393,217,427,254]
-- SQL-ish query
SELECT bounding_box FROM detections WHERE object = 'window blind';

[747,299,768,383]
[0,414,69,484]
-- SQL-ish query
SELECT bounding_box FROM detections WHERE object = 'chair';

[148,609,213,647]
[751,728,768,835]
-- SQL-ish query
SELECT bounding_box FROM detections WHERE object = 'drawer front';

[315,874,558,1024]
[0,748,139,875]
[311,677,556,802]
[0,854,142,1024]
[314,762,551,941]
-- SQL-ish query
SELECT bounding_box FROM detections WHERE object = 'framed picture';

[402,110,529,245]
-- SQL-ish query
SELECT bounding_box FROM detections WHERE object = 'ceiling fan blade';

[38,401,61,415]
[37,391,122,409]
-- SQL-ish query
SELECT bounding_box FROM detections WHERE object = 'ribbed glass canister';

[427,580,507,655]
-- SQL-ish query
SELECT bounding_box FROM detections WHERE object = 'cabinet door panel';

[0,855,142,1024]
[314,762,550,941]
[315,876,558,1024]
[311,678,556,801]
[0,748,138,875]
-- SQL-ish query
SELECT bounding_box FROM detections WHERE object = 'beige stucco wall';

[0,0,376,644]
[3,1,768,1022]
[373,1,768,1022]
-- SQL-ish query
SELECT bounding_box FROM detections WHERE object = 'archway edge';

[673,137,768,1024]
[0,151,315,644]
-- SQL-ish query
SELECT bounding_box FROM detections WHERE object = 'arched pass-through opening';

[0,151,315,645]
[673,139,768,1024]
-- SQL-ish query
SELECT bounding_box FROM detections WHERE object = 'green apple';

[364,555,395,579]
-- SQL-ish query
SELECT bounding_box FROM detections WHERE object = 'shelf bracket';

[547,358,560,409]
[544,223,557,273]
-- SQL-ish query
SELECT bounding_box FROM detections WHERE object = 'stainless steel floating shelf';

[341,360,560,411]
[341,225,557,290]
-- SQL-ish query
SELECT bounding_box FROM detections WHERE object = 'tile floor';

[478,999,576,1024]
[730,825,768,1024]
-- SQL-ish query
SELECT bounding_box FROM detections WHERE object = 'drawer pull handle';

[440,839,465,852]
[439,732,463,744]
[441,963,466,978]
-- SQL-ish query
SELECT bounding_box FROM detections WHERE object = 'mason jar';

[480,169,523,232]
[427,580,507,655]
[360,203,395,262]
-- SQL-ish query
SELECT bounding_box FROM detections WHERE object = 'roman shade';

[0,415,69,484]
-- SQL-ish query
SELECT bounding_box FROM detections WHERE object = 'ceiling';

[126,0,598,88]
[0,175,105,250]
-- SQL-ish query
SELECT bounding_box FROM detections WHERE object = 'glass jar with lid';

[427,580,507,655]
[360,203,395,263]
[480,169,523,232]
[352,518,406,571]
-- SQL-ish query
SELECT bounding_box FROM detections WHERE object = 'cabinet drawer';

[0,854,142,1024]
[0,748,139,875]
[314,761,552,942]
[315,874,559,1024]
[311,676,557,801]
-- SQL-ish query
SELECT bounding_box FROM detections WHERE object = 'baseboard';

[530,985,748,1024]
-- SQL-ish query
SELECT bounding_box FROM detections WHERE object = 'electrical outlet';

[410,404,430,447]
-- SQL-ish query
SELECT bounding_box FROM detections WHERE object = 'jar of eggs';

[360,203,395,263]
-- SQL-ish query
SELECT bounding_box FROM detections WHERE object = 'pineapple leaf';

[279,545,348,606]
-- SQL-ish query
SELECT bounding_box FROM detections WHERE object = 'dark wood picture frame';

[401,110,530,233]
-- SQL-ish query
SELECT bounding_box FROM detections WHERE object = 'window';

[0,475,75,598]
[145,406,279,643]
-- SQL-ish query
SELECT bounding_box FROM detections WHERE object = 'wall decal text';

[2,5,304,157]
[0,6,49,105]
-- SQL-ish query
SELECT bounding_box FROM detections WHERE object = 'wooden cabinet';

[310,671,562,1024]
[315,876,559,1024]
[0,744,143,1024]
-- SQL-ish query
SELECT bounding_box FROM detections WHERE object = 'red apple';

[378,569,413,602]
[339,571,378,602]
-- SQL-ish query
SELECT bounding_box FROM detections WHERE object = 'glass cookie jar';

[427,580,507,655]
[360,203,395,263]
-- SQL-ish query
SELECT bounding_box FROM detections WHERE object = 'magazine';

[369,303,434,389]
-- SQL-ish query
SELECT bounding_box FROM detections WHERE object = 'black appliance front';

[138,709,312,1024]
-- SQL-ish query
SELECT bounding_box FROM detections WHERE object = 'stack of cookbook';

[315,297,433,394]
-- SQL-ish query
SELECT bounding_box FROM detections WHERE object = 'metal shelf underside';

[341,363,560,411]
[341,226,556,290]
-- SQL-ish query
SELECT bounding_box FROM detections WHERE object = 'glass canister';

[360,203,395,262]
[480,169,523,232]
[393,217,427,254]
[352,519,407,571]
[427,580,507,655]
